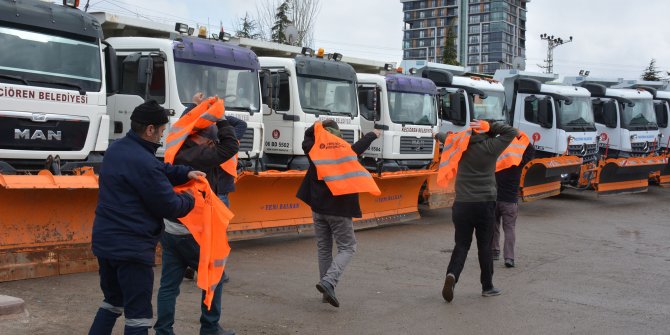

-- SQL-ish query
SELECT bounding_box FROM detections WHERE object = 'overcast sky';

[87,0,670,80]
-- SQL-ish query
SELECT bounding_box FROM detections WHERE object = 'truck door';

[517,94,558,154]
[107,52,167,141]
[357,84,382,158]
[438,89,469,135]
[262,69,295,156]
[654,101,670,148]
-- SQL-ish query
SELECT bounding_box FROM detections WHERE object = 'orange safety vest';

[436,121,490,187]
[164,98,238,178]
[495,131,530,172]
[173,177,233,310]
[309,122,381,196]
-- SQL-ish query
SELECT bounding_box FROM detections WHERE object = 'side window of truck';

[267,72,290,112]
[524,98,540,124]
[117,55,166,104]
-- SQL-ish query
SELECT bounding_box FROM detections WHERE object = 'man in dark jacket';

[437,120,517,302]
[296,120,381,308]
[492,144,535,268]
[89,100,202,335]
[154,94,240,335]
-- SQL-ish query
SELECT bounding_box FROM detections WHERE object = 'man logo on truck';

[14,129,62,141]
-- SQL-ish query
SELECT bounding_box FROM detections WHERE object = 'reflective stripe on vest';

[309,122,381,196]
[164,98,224,164]
[173,177,233,311]
[495,131,530,171]
[436,120,491,187]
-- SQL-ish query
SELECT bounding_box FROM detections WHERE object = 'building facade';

[400,0,528,74]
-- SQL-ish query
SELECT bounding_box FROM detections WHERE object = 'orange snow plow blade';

[594,156,668,195]
[0,169,99,282]
[357,170,433,228]
[652,153,670,187]
[520,156,582,202]
[227,170,313,240]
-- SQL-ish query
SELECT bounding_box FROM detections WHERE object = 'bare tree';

[255,0,321,47]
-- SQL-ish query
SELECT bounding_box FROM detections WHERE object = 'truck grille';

[0,112,89,151]
[400,136,433,154]
[239,128,254,152]
[341,129,355,144]
[568,143,598,163]
[631,141,656,155]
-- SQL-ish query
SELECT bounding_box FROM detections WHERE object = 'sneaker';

[504,259,515,268]
[316,280,339,308]
[482,287,502,297]
[442,273,456,302]
[492,250,500,261]
[184,267,195,280]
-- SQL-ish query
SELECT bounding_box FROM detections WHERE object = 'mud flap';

[422,172,455,209]
[594,156,668,195]
[0,169,99,282]
[520,156,582,202]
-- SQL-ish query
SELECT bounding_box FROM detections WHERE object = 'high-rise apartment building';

[400,0,528,74]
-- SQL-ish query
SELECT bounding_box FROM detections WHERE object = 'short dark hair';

[130,120,150,134]
[322,119,339,130]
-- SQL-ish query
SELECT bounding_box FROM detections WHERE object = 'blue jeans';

[218,193,229,207]
[154,233,225,335]
[89,258,154,335]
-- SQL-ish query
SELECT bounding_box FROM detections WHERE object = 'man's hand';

[373,129,382,138]
[470,120,484,132]
[192,92,205,105]
[188,171,206,179]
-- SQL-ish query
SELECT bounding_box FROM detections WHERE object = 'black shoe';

[321,294,328,303]
[316,280,339,307]
[442,273,455,302]
[184,267,195,280]
[482,287,502,297]
[504,259,515,268]
[492,250,500,261]
[221,271,230,283]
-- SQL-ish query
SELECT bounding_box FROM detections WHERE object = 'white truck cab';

[356,72,438,171]
[260,51,360,170]
[0,1,116,174]
[94,13,265,168]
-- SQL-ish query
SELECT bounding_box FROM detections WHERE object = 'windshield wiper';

[28,79,86,95]
[0,74,30,85]
[226,106,253,113]
[304,107,333,115]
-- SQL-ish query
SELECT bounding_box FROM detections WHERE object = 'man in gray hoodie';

[436,120,517,302]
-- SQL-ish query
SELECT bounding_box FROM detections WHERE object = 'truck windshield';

[557,97,596,130]
[473,92,506,122]
[0,26,101,92]
[297,75,358,117]
[175,60,260,113]
[621,98,657,130]
[388,91,437,126]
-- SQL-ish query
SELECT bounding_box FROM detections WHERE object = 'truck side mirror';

[603,100,618,128]
[538,97,553,128]
[365,90,376,114]
[654,102,668,128]
[137,57,153,85]
[448,92,467,126]
[103,42,118,95]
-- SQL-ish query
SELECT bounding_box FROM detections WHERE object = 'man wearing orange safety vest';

[155,94,240,335]
[435,119,517,302]
[296,119,381,308]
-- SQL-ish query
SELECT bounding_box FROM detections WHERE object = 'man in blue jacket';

[89,100,203,335]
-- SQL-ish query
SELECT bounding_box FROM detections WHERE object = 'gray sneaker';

[442,273,456,302]
[492,250,500,261]
[482,287,502,297]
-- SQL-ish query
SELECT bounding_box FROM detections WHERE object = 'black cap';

[130,100,169,125]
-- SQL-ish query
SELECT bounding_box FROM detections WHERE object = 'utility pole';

[537,33,573,74]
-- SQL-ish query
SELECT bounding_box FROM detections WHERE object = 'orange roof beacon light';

[198,26,207,39]
[316,48,325,58]
[396,67,404,73]
[63,0,79,8]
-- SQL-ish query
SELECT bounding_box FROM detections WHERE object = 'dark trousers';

[154,233,225,335]
[446,201,496,291]
[89,257,154,335]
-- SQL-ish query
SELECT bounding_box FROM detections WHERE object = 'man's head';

[130,100,170,144]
